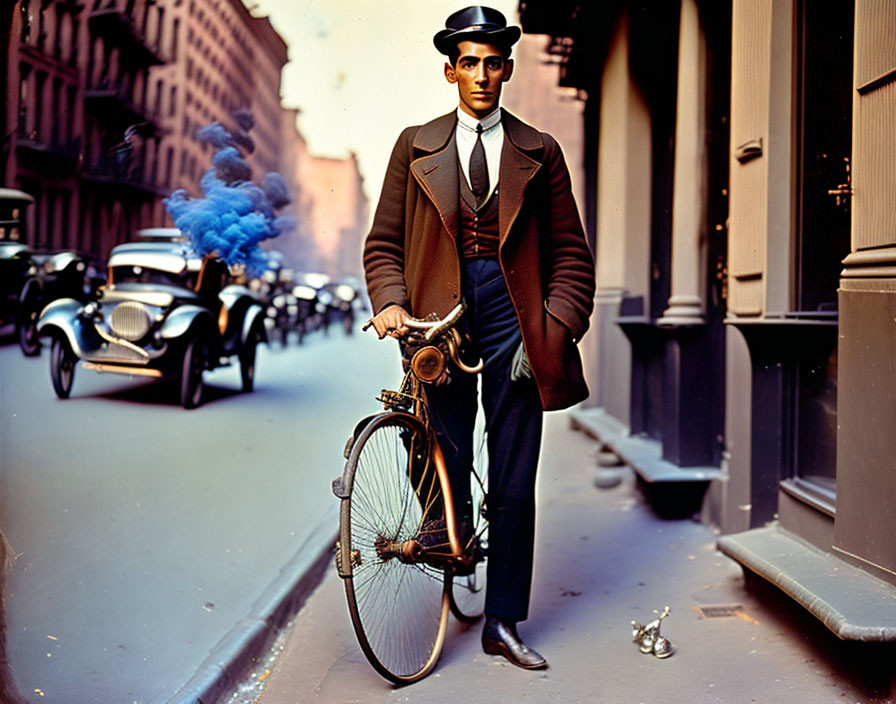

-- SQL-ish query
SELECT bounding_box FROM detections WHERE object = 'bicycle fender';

[332,413,385,499]
[343,413,381,460]
[335,411,427,500]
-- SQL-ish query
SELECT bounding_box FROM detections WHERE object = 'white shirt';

[455,107,503,202]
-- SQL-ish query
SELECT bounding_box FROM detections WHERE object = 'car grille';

[92,345,148,364]
[109,301,153,341]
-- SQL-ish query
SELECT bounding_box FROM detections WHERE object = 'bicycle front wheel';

[340,412,449,684]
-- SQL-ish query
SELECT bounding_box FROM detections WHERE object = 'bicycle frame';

[333,303,483,577]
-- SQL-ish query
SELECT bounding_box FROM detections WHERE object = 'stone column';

[659,0,707,326]
[592,9,652,426]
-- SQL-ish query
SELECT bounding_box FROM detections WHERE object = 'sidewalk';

[251,411,895,704]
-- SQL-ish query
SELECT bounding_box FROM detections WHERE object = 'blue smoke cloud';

[165,119,294,275]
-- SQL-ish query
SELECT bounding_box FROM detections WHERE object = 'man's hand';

[368,304,411,339]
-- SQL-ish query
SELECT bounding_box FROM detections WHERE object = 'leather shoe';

[482,617,547,669]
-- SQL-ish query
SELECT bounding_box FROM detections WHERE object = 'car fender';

[219,284,257,310]
[159,305,216,341]
[242,303,267,345]
[36,299,98,358]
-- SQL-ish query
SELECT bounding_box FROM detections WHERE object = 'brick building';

[1,0,347,272]
[3,0,169,257]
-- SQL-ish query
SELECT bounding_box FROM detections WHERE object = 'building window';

[169,85,177,116]
[171,18,180,62]
[51,78,62,145]
[66,85,77,142]
[156,7,165,52]
[34,70,47,142]
[790,347,838,493]
[70,18,80,67]
[165,146,174,187]
[17,65,30,137]
[20,0,32,42]
[53,5,63,61]
[155,78,163,114]
[785,0,855,502]
[36,3,46,52]
[794,0,854,314]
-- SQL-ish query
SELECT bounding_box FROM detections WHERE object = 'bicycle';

[331,302,489,684]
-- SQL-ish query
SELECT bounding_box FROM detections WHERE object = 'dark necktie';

[470,123,488,206]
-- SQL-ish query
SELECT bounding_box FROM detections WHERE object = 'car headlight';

[42,261,56,274]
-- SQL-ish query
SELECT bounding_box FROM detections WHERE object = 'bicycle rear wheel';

[449,409,488,622]
[339,412,449,684]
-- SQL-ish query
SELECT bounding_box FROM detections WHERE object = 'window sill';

[780,477,836,518]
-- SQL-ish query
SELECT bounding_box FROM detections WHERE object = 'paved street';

[254,412,896,704]
[0,325,401,703]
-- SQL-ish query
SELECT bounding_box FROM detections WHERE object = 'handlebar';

[363,303,483,374]
[362,302,465,336]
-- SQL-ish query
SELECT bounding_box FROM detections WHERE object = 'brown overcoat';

[363,109,595,411]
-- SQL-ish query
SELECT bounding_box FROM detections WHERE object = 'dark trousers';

[424,258,543,622]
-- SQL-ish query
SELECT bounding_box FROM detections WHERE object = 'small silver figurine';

[630,606,674,659]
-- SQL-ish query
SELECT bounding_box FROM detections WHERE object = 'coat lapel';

[498,109,543,248]
[411,142,459,240]
[410,113,459,239]
[498,137,541,248]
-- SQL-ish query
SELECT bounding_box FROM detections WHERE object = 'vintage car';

[0,188,90,355]
[36,237,266,408]
[18,249,90,356]
[0,189,34,335]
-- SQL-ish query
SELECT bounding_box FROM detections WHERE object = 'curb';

[158,503,338,704]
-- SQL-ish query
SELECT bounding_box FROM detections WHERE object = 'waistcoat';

[458,155,500,259]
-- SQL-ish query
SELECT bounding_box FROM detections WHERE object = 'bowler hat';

[433,6,522,55]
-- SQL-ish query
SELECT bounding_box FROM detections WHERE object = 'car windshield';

[111,265,197,290]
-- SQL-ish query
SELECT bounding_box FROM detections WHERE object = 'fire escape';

[81,0,167,195]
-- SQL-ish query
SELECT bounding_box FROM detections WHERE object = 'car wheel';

[240,320,264,392]
[18,295,41,356]
[180,338,205,409]
[50,335,77,399]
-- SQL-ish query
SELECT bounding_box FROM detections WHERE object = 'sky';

[248,0,521,198]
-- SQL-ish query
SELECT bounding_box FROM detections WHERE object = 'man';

[364,6,595,670]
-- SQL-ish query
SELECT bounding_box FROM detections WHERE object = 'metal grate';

[92,345,148,363]
[692,604,759,624]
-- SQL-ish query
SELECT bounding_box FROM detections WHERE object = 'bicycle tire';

[448,410,488,622]
[340,412,450,684]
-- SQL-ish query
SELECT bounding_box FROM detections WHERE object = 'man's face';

[444,40,514,118]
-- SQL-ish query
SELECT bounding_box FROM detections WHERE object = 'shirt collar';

[456,107,502,133]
